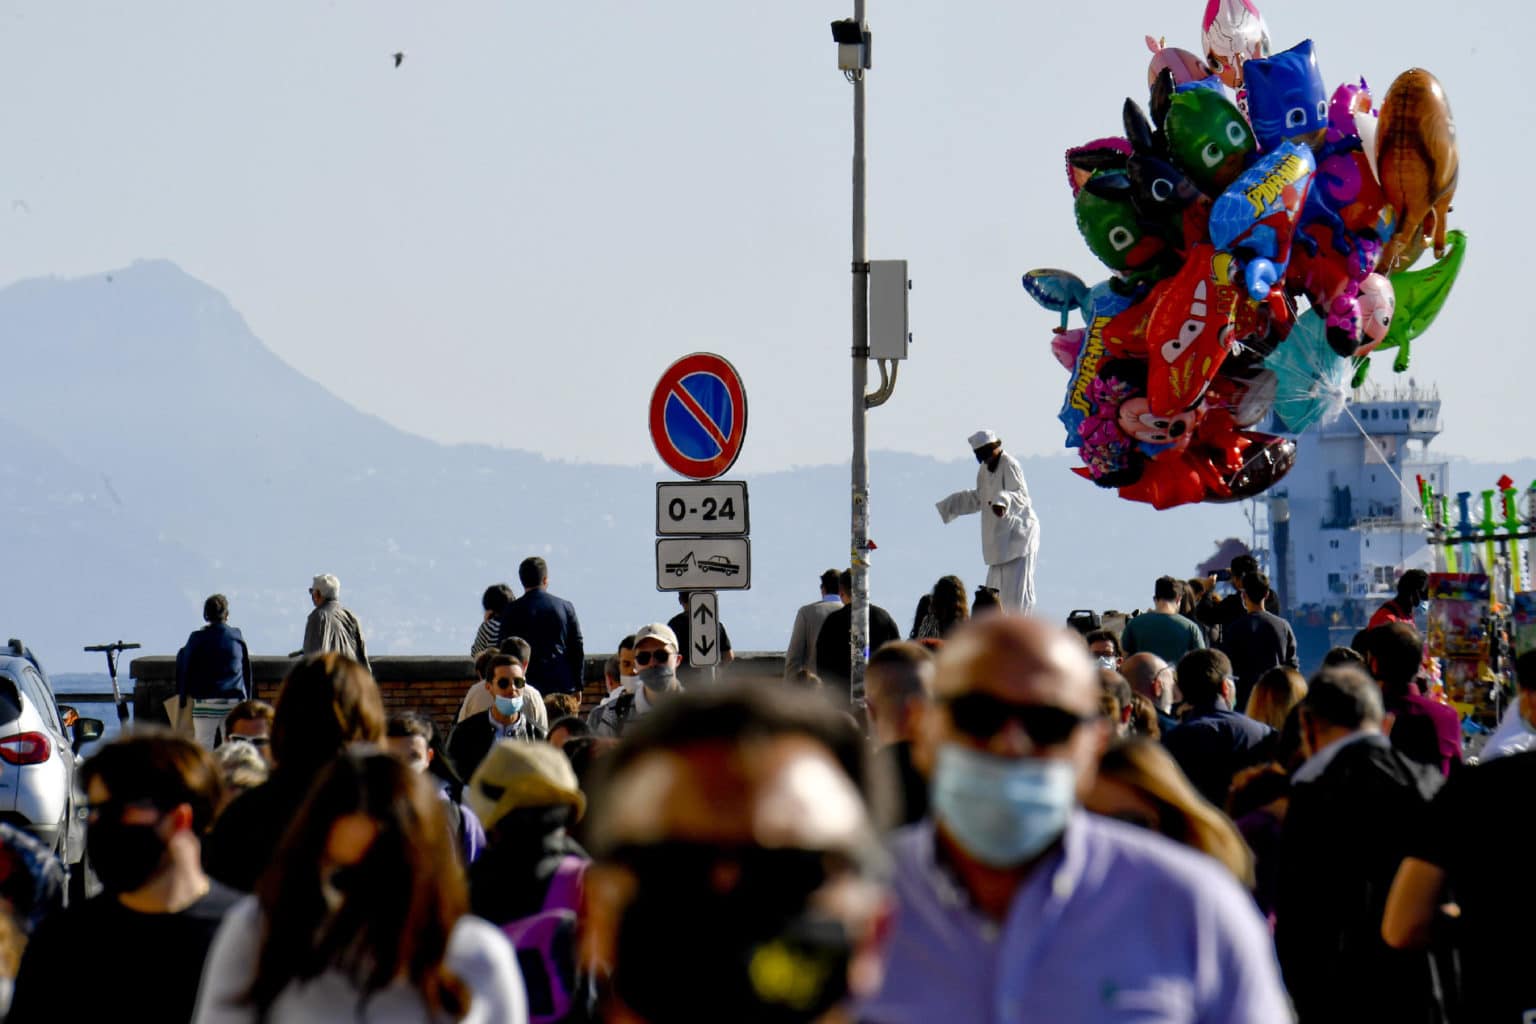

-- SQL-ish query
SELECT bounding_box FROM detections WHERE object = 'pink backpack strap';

[542,856,586,914]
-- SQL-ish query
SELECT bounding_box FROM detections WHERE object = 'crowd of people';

[0,552,1530,1023]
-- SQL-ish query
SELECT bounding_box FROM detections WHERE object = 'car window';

[18,667,62,734]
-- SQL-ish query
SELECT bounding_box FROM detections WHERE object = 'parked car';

[0,640,104,866]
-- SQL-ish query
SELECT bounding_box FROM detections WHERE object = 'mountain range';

[3,261,1513,673]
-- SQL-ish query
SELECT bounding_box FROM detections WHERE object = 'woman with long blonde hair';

[1245,666,1308,732]
[1086,737,1255,887]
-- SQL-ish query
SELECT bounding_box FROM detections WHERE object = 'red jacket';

[1367,599,1414,630]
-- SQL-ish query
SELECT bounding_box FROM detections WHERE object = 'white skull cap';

[968,430,999,450]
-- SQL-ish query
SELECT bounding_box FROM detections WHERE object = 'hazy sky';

[0,1,1520,471]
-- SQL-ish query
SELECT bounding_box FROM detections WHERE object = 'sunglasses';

[491,675,525,692]
[945,693,1092,746]
[633,649,673,667]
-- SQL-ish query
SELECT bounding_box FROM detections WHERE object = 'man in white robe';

[935,430,1040,612]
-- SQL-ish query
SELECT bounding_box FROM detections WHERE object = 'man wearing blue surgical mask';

[448,653,546,781]
[860,615,1289,1023]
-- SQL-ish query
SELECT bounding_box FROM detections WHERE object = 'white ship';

[1263,382,1447,668]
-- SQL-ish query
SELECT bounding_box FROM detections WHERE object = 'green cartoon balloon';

[1074,170,1169,277]
[1163,86,1256,196]
[1351,229,1466,387]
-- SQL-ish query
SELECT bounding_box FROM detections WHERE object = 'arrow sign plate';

[655,538,751,592]
[686,591,719,668]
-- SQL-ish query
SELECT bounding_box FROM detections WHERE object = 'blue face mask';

[930,744,1076,868]
[493,693,524,718]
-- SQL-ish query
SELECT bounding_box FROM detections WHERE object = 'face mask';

[637,663,676,692]
[87,815,170,894]
[612,866,852,1022]
[493,693,524,717]
[973,449,990,465]
[1416,599,1430,614]
[1095,655,1118,671]
[930,744,1076,868]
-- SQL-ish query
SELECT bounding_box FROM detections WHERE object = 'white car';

[0,641,104,866]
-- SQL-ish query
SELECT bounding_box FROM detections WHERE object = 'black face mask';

[87,815,170,895]
[973,448,990,465]
[610,845,854,1023]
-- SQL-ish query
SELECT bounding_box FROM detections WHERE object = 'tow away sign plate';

[655,538,751,591]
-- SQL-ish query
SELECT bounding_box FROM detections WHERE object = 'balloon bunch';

[1024,0,1464,509]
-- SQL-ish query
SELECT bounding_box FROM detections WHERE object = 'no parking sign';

[648,353,748,481]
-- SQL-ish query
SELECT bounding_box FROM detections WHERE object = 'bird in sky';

[392,51,405,67]
[11,199,29,214]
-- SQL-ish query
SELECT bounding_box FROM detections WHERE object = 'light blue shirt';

[859,811,1290,1023]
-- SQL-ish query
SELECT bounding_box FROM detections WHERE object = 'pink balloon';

[1353,274,1396,355]
[1145,36,1210,87]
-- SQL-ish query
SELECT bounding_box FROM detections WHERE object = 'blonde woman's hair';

[1098,738,1255,887]
[1245,666,1308,732]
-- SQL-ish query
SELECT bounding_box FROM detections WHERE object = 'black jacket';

[1163,704,1275,807]
[1219,609,1299,708]
[448,710,544,783]
[814,603,901,704]
[497,589,585,695]
[1276,736,1444,1023]
[203,772,316,892]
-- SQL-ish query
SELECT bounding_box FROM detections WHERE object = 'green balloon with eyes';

[1164,87,1256,196]
[1074,170,1166,274]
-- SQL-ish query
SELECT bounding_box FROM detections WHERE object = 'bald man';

[1121,652,1180,736]
[860,616,1288,1023]
[581,686,891,1024]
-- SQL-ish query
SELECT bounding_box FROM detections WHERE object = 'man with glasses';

[221,699,273,766]
[861,615,1288,1023]
[1121,652,1179,737]
[448,653,546,781]
[589,624,683,739]
[11,732,239,1022]
[581,684,891,1022]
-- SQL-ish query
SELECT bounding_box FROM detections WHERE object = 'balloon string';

[1270,292,1418,507]
[1337,394,1420,508]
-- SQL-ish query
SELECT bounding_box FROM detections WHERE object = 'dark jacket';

[814,603,901,705]
[1276,735,1444,1023]
[175,622,251,701]
[1163,703,1275,807]
[668,609,732,687]
[497,589,585,695]
[203,772,316,892]
[1219,609,1299,709]
[468,807,588,925]
[1196,589,1280,645]
[879,741,929,828]
[448,710,544,783]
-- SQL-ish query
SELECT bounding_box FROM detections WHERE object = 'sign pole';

[848,0,871,704]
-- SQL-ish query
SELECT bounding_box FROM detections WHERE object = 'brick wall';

[130,652,786,740]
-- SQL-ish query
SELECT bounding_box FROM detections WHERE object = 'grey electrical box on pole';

[869,259,910,360]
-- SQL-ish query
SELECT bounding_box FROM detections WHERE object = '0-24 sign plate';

[655,481,749,537]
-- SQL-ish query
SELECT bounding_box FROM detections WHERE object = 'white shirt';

[936,452,1039,566]
[193,896,528,1024]
[1479,703,1536,762]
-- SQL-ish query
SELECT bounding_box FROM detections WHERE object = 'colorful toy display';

[1023,1,1465,508]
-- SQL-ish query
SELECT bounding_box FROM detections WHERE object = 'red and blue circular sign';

[649,353,748,480]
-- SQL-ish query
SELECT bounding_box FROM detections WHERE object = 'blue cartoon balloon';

[1209,141,1316,300]
[1243,40,1329,153]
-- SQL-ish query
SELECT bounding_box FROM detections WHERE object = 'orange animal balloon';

[1376,69,1458,274]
